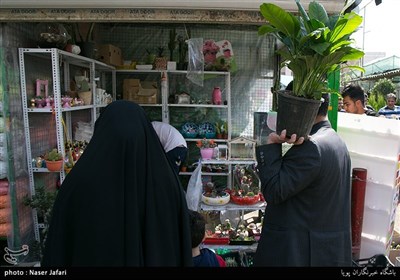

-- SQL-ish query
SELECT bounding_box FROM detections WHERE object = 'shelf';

[115,69,163,74]
[200,159,256,165]
[19,47,115,245]
[185,138,228,143]
[139,104,162,107]
[168,104,228,108]
[27,105,95,113]
[116,69,229,76]
[200,201,266,211]
[21,48,115,71]
[179,171,229,176]
[203,243,258,252]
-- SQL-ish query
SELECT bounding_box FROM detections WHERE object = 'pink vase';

[200,148,214,160]
[212,87,222,105]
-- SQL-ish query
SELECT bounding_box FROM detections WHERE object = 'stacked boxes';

[122,79,158,104]
[97,44,123,66]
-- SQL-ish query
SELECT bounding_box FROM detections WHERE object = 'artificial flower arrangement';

[196,138,217,149]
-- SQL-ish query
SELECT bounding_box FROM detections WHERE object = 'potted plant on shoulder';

[258,0,364,139]
[44,148,63,172]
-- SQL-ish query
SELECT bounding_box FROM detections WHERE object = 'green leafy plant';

[370,78,396,97]
[156,46,166,58]
[23,185,58,258]
[75,22,95,43]
[177,28,191,69]
[78,79,90,92]
[168,28,177,61]
[221,121,228,134]
[145,48,156,64]
[44,148,63,161]
[196,138,217,149]
[258,0,364,100]
[368,93,386,112]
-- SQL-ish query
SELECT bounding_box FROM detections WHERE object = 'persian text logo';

[3,245,29,265]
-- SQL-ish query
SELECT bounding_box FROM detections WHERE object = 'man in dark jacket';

[254,94,352,266]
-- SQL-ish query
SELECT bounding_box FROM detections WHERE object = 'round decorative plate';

[181,122,198,138]
[198,122,216,138]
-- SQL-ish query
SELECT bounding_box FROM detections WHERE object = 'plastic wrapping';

[186,38,204,87]
[185,162,202,211]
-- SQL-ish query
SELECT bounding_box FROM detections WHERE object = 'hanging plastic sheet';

[186,38,204,87]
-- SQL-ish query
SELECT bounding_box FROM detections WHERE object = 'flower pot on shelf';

[200,148,214,160]
[44,148,63,171]
[201,191,230,206]
[45,160,63,172]
[78,91,92,105]
[230,192,260,205]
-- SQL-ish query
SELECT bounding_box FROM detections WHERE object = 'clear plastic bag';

[185,162,203,211]
[186,38,204,87]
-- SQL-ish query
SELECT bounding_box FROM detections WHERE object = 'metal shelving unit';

[115,68,261,253]
[19,48,115,242]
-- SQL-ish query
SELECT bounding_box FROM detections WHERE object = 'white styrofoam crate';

[338,113,400,259]
[350,152,397,187]
[338,113,400,159]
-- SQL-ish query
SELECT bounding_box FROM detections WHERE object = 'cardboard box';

[122,79,158,104]
[98,44,123,66]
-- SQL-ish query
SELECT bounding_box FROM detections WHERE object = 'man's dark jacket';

[254,120,352,266]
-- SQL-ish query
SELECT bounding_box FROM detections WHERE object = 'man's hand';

[267,129,305,145]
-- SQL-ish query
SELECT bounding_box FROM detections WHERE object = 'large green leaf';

[342,65,365,73]
[258,24,278,36]
[308,1,329,26]
[310,42,330,55]
[329,12,362,43]
[340,48,365,61]
[260,3,300,38]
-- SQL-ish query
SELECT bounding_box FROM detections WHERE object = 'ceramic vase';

[212,87,222,105]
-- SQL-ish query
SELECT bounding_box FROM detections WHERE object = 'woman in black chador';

[42,100,193,267]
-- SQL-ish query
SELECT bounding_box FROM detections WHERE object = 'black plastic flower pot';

[276,91,322,140]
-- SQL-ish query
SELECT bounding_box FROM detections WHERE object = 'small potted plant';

[44,148,63,172]
[215,121,223,139]
[258,0,364,139]
[154,46,168,70]
[196,138,217,160]
[201,182,230,206]
[221,121,228,139]
[215,121,228,139]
